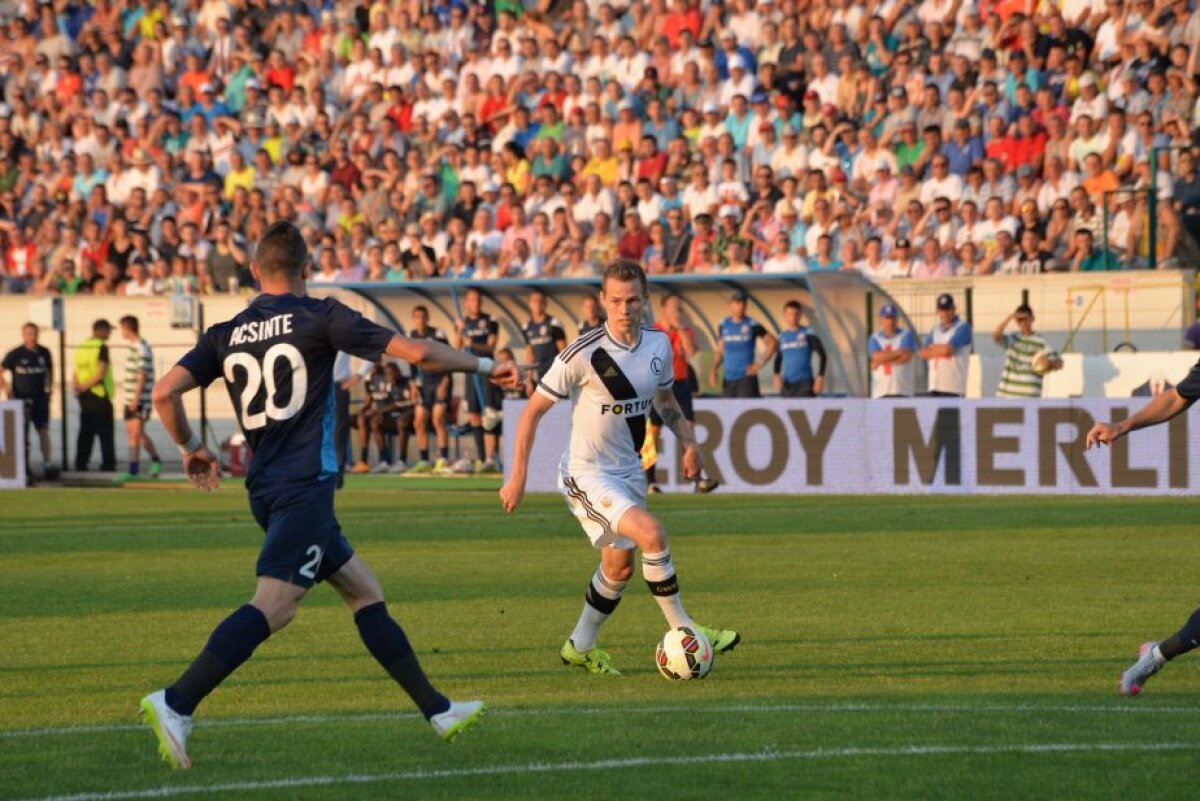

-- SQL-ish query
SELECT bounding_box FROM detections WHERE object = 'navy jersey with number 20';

[179,294,395,495]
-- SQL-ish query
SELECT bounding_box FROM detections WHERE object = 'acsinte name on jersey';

[229,314,295,347]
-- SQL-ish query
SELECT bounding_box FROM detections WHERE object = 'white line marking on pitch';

[8,742,1199,801]
[3,701,1200,740]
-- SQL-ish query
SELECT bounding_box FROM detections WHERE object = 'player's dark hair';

[93,318,112,334]
[254,220,309,280]
[118,315,139,333]
[497,347,514,359]
[784,300,802,312]
[413,304,429,316]
[1015,304,1034,316]
[22,321,38,333]
[601,258,648,295]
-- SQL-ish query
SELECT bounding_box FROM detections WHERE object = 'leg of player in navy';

[138,222,518,768]
[1087,375,1200,696]
[501,259,738,677]
[453,288,501,472]
[407,306,452,474]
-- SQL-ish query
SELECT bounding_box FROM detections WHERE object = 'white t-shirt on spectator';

[762,253,805,273]
[1070,93,1108,124]
[806,74,840,105]
[771,144,809,179]
[682,184,719,219]
[920,174,964,206]
[612,53,648,90]
[636,195,664,227]
[718,74,757,107]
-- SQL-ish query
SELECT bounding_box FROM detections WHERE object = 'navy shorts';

[465,376,500,414]
[418,377,449,409]
[780,379,815,398]
[21,395,49,429]
[722,375,761,398]
[649,380,694,425]
[249,479,354,589]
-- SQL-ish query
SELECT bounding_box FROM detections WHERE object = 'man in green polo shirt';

[1069,229,1119,271]
[73,318,116,472]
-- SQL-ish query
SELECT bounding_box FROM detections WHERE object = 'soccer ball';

[1033,350,1060,376]
[655,626,713,680]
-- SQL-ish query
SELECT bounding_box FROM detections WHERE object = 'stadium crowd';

[0,0,1198,297]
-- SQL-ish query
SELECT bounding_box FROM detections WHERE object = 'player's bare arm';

[152,365,220,491]
[653,385,703,480]
[384,334,518,388]
[1086,388,1193,448]
[748,332,777,376]
[499,390,555,513]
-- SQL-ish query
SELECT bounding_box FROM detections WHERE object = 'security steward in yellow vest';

[73,318,116,471]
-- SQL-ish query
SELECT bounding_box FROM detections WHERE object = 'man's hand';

[183,446,221,491]
[708,368,718,386]
[814,376,825,394]
[682,443,703,481]
[1086,422,1120,449]
[487,361,520,389]
[499,476,525,513]
[746,362,760,376]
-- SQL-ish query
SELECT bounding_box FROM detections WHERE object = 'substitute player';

[521,289,567,397]
[115,315,162,482]
[407,305,452,473]
[140,221,515,768]
[709,292,776,398]
[1087,368,1200,696]
[772,300,826,398]
[500,259,738,676]
[454,288,502,472]
[0,322,58,480]
[371,362,417,473]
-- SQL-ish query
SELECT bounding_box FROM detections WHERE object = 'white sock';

[1152,644,1167,665]
[570,566,627,652]
[642,549,692,630]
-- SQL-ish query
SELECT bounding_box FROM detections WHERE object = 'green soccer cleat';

[408,460,433,474]
[560,639,622,675]
[429,700,487,742]
[696,624,741,654]
[148,461,162,479]
[112,471,136,485]
[432,457,450,474]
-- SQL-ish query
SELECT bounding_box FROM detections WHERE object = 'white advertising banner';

[0,400,27,489]
[504,398,1196,496]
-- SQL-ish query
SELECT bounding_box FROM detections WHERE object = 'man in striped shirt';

[993,305,1062,398]
[117,315,162,482]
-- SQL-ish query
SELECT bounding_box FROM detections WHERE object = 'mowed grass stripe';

[11,742,1200,801]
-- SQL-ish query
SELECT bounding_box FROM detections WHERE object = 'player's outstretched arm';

[499,391,555,513]
[152,365,220,491]
[384,334,518,388]
[653,386,703,480]
[1086,388,1192,449]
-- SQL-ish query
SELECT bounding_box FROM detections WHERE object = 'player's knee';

[604,561,635,583]
[255,599,298,633]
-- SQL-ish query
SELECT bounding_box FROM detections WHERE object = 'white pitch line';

[8,742,1200,801]
[4,701,1200,741]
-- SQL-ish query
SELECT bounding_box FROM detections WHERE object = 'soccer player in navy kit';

[522,289,567,396]
[773,300,827,398]
[454,288,502,471]
[407,305,452,473]
[578,293,606,335]
[710,292,777,398]
[0,322,58,479]
[1088,365,1200,696]
[139,222,515,768]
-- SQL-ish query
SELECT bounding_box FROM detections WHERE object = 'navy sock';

[129,461,139,476]
[166,604,271,715]
[439,446,449,460]
[354,602,450,719]
[471,426,485,461]
[1159,606,1200,660]
[420,448,429,462]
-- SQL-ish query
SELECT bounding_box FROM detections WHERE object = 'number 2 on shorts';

[299,545,323,580]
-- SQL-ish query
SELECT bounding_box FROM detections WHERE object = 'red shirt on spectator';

[80,240,107,268]
[540,90,566,112]
[329,160,361,191]
[266,65,295,94]
[987,136,1022,172]
[1012,130,1046,168]
[618,230,649,259]
[636,152,668,184]
[6,242,36,277]
[178,69,211,97]
[662,11,701,48]
[56,71,82,105]
[387,101,413,132]
[480,95,507,132]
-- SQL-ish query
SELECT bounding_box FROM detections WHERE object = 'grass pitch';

[1,480,1198,800]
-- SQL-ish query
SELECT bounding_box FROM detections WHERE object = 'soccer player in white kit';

[500,259,740,675]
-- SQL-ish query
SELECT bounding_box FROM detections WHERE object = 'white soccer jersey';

[537,324,673,478]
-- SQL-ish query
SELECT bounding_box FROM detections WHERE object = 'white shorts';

[558,468,645,550]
